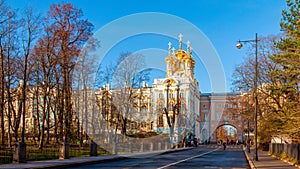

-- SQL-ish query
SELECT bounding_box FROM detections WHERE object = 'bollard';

[59,142,70,160]
[13,142,26,163]
[129,142,133,153]
[165,142,168,150]
[158,142,162,150]
[140,142,144,152]
[150,142,154,151]
[112,143,118,155]
[90,141,98,156]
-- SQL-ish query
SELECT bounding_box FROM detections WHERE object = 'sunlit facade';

[95,34,200,143]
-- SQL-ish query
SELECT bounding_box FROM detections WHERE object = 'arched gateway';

[199,93,247,144]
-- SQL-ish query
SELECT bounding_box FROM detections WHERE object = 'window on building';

[170,102,174,111]
[180,92,184,98]
[141,121,146,128]
[204,114,207,121]
[232,115,236,121]
[218,104,222,108]
[158,114,164,127]
[232,104,237,108]
[159,102,163,110]
[203,104,207,108]
[224,104,228,108]
[131,122,137,129]
[159,93,163,98]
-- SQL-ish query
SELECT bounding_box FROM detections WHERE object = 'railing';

[27,144,60,161]
[269,143,300,164]
[0,145,13,164]
[0,141,175,164]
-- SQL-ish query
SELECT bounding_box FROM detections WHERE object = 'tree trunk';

[0,47,5,145]
[46,98,50,144]
[36,89,41,142]
[39,94,47,150]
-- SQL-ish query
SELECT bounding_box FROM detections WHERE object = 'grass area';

[0,149,13,164]
[0,144,111,164]
[27,145,59,161]
[271,152,299,165]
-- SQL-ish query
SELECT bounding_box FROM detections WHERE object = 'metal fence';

[0,141,172,164]
[269,143,300,163]
[0,145,13,164]
[96,142,171,155]
[27,144,60,161]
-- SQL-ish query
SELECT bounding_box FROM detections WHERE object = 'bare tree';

[110,52,149,139]
[0,0,16,146]
[18,7,42,143]
[72,37,99,144]
[31,31,57,149]
[43,3,93,143]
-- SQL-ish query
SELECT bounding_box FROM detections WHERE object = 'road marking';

[157,148,219,169]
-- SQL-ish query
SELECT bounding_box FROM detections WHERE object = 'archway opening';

[216,124,238,145]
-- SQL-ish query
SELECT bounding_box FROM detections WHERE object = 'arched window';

[141,121,147,128]
[170,102,174,111]
[171,93,174,98]
[158,114,164,127]
[159,93,163,98]
[232,115,236,121]
[159,102,163,110]
[131,122,137,129]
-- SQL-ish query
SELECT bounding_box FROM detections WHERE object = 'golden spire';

[178,33,183,50]
[187,40,191,52]
[168,42,172,56]
[171,47,175,55]
[187,40,192,55]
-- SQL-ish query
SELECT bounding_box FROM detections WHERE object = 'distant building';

[199,93,247,144]
[96,34,200,144]
[3,34,249,145]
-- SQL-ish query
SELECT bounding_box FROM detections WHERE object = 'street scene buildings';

[1,35,249,147]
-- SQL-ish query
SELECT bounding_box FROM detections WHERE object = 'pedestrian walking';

[223,142,226,150]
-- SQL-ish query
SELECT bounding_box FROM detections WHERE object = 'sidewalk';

[0,147,192,169]
[244,147,299,169]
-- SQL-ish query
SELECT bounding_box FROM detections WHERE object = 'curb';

[39,147,194,169]
[1,147,193,169]
[31,156,128,169]
[270,154,300,169]
[243,146,256,169]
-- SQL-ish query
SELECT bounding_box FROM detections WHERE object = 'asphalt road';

[67,146,249,169]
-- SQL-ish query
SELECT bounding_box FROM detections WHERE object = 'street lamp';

[236,33,259,161]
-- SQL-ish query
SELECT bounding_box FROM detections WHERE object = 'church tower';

[152,34,200,144]
[165,34,196,84]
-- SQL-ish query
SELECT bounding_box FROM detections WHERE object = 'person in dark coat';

[193,137,198,147]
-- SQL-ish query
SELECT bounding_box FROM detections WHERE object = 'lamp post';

[236,33,259,161]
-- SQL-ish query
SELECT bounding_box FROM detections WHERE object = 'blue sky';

[7,0,286,93]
